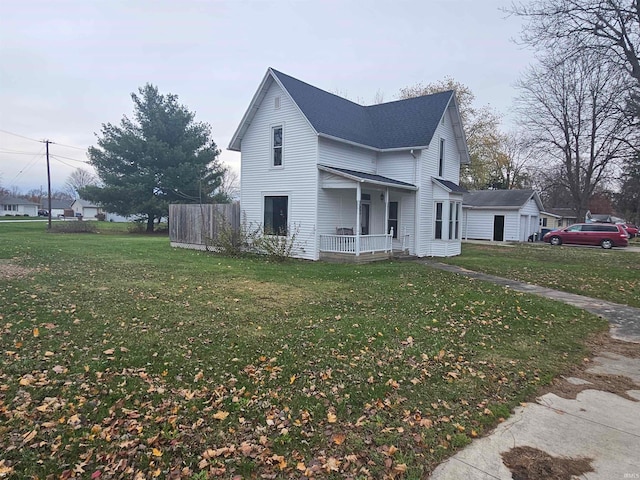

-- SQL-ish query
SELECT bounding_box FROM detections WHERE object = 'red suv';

[543,223,629,249]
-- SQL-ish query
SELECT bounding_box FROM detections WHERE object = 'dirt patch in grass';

[227,278,321,310]
[535,332,640,401]
[0,261,35,280]
[502,446,593,480]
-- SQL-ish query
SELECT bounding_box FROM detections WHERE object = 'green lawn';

[440,242,640,308]
[0,223,607,478]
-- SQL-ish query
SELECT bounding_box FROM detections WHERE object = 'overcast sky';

[0,0,533,194]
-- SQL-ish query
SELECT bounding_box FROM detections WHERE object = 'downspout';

[412,149,420,257]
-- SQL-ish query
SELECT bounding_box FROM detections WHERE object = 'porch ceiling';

[318,165,417,190]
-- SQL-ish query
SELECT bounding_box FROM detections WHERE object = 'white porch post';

[356,183,361,256]
[384,187,390,252]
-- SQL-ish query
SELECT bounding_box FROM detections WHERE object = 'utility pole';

[45,140,52,230]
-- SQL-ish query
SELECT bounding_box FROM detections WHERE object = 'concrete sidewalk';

[422,262,640,479]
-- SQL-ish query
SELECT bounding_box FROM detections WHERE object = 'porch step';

[392,251,418,261]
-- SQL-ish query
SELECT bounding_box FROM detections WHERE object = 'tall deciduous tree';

[486,132,534,190]
[65,168,98,199]
[82,84,226,232]
[515,53,632,220]
[510,0,640,122]
[398,77,503,190]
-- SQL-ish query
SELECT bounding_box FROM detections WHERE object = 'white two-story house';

[229,68,470,261]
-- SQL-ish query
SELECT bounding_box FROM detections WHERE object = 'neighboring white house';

[42,198,73,218]
[71,199,102,219]
[462,190,543,242]
[0,196,38,216]
[229,68,470,261]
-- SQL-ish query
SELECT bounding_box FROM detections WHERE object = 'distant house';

[228,68,470,261]
[542,208,578,228]
[71,199,102,219]
[462,190,543,242]
[0,196,38,216]
[42,198,73,218]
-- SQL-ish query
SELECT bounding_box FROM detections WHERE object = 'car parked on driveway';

[619,223,638,238]
[543,223,629,249]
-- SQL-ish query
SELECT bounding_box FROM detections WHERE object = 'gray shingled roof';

[463,190,538,209]
[432,178,467,193]
[319,165,416,189]
[271,69,454,150]
[0,196,39,205]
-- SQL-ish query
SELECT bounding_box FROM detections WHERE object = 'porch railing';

[320,232,393,256]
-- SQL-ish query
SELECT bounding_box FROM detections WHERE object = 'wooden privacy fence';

[169,202,240,246]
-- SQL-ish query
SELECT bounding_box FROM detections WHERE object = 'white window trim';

[262,192,291,237]
[434,201,444,240]
[271,124,284,169]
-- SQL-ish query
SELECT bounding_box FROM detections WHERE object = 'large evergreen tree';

[81,84,226,232]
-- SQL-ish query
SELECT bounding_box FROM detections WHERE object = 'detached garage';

[462,190,543,242]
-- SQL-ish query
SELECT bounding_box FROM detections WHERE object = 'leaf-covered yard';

[0,223,606,478]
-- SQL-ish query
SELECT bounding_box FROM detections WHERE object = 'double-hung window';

[272,126,283,167]
[435,202,443,239]
[264,196,288,235]
[388,202,398,238]
[448,201,461,240]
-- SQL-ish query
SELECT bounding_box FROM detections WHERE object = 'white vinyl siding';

[377,151,417,185]
[318,137,376,172]
[240,80,318,260]
[463,197,541,242]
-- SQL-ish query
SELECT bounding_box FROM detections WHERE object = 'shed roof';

[463,189,543,211]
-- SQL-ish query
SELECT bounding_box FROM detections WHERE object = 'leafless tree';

[488,131,536,190]
[515,52,633,220]
[65,168,98,199]
[509,0,640,120]
[217,168,240,201]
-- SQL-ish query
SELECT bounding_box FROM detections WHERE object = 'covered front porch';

[317,165,417,262]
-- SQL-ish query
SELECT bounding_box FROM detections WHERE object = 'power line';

[50,153,90,164]
[50,156,79,169]
[0,128,42,143]
[53,141,87,151]
[0,128,87,151]
[0,149,47,155]
[7,146,45,184]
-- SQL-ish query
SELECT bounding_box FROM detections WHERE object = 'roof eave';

[318,132,428,153]
[446,94,471,164]
[318,165,418,190]
[228,70,274,152]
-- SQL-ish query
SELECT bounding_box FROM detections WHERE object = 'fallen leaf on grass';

[213,410,229,421]
[327,412,337,423]
[332,433,346,445]
[103,349,114,355]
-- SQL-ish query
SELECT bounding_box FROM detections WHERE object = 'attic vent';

[274,96,281,110]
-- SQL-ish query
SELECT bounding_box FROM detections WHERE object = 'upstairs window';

[272,126,283,167]
[438,138,445,177]
[264,196,288,235]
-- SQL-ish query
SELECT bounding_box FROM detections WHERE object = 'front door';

[361,203,370,235]
[493,215,505,241]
